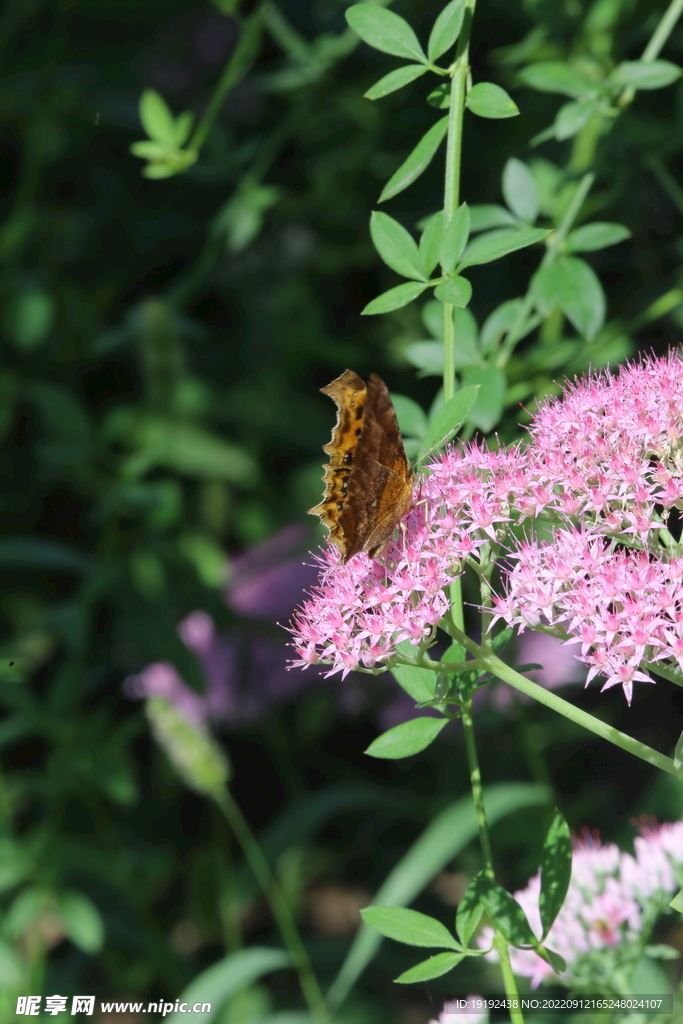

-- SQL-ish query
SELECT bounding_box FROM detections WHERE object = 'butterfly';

[308,369,413,563]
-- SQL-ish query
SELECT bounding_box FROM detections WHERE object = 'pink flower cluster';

[290,353,683,700]
[478,819,683,988]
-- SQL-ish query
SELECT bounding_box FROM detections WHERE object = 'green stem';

[442,4,473,402]
[641,0,683,61]
[461,699,525,1023]
[450,636,679,777]
[214,791,330,1024]
[188,5,265,155]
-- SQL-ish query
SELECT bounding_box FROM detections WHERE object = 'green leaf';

[379,117,449,203]
[419,211,445,276]
[365,64,428,100]
[670,889,683,913]
[139,89,177,144]
[418,387,478,460]
[518,61,594,98]
[460,365,506,432]
[345,5,427,63]
[539,810,572,939]
[58,892,104,954]
[554,98,599,141]
[365,717,448,759]
[427,82,450,109]
[537,945,566,975]
[441,203,470,274]
[427,0,466,62]
[475,875,538,947]
[565,221,631,253]
[165,948,291,1023]
[610,60,682,90]
[370,211,427,280]
[326,783,550,1010]
[0,538,91,574]
[469,204,519,232]
[361,905,461,949]
[405,341,444,376]
[391,394,428,438]
[531,257,605,339]
[434,276,472,307]
[391,657,438,702]
[502,158,539,224]
[480,298,524,354]
[8,289,55,351]
[460,228,549,268]
[173,110,194,146]
[394,951,465,983]
[362,281,429,315]
[466,82,519,119]
[456,878,484,949]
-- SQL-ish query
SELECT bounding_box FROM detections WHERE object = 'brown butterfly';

[308,369,413,563]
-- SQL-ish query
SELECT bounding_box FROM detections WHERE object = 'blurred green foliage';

[2,0,683,1020]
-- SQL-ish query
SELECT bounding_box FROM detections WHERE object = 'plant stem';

[214,790,330,1024]
[442,2,474,401]
[641,0,683,61]
[188,4,265,155]
[448,626,679,776]
[461,698,525,1023]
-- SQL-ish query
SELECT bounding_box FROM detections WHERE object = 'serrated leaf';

[366,717,448,759]
[610,59,682,90]
[531,257,605,339]
[391,394,428,438]
[565,221,631,253]
[362,281,429,315]
[502,159,539,224]
[139,89,177,144]
[469,204,520,232]
[434,277,472,307]
[459,228,548,268]
[427,0,466,62]
[518,61,594,98]
[418,387,478,460]
[370,211,427,280]
[362,905,461,949]
[460,365,506,432]
[365,64,428,100]
[554,98,599,141]
[419,211,445,276]
[394,951,464,983]
[379,117,449,203]
[346,5,427,63]
[475,876,537,947]
[539,810,572,939]
[456,875,484,948]
[466,82,519,119]
[441,203,470,274]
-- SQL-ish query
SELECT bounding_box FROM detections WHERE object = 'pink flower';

[290,353,683,702]
[478,819,683,987]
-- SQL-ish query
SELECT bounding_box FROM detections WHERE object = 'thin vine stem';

[214,790,330,1024]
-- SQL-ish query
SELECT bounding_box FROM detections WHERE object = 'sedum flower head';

[478,819,683,989]
[290,353,683,701]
